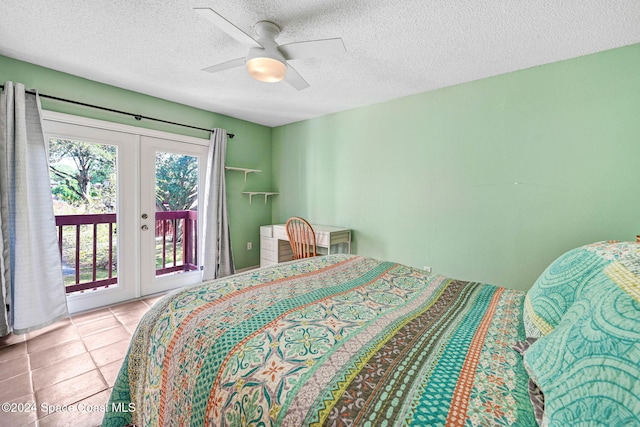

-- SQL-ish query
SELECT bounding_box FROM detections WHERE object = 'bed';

[102,241,640,427]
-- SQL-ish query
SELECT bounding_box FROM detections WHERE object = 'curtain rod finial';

[211,129,234,138]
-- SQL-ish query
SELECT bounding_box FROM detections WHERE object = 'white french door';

[43,112,209,313]
[139,136,208,296]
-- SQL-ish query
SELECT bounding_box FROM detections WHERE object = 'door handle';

[141,225,149,231]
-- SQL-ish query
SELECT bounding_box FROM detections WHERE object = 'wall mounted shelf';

[225,166,262,182]
[242,192,279,205]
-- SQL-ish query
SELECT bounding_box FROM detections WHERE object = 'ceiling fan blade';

[284,64,310,91]
[202,57,246,73]
[194,8,262,48]
[278,38,345,60]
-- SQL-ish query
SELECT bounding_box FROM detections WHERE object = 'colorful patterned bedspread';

[103,255,536,426]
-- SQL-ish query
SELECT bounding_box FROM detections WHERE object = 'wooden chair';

[285,217,317,260]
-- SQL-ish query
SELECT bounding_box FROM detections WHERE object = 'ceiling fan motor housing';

[246,21,287,82]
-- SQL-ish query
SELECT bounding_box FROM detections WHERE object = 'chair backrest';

[285,217,317,260]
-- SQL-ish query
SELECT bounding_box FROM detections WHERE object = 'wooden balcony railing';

[155,210,198,276]
[56,213,117,294]
[56,210,198,294]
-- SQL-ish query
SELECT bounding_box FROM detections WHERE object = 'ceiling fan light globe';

[247,57,286,82]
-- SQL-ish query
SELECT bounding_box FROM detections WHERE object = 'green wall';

[0,55,272,270]
[4,44,639,290]
[272,44,640,291]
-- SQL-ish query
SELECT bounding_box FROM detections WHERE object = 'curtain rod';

[0,84,234,138]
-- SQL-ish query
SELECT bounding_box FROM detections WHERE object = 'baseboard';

[235,265,259,273]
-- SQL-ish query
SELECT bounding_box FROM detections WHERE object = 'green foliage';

[49,138,116,212]
[155,152,198,211]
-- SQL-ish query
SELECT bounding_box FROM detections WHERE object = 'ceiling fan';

[194,8,346,90]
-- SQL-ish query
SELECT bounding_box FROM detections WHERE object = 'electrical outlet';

[247,242,252,250]
[423,266,432,274]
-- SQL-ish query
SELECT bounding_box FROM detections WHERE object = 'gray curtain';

[201,128,235,280]
[0,82,69,336]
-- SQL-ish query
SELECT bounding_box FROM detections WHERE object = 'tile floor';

[0,294,165,427]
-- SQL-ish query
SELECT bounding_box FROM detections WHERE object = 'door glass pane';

[154,151,199,277]
[49,138,118,294]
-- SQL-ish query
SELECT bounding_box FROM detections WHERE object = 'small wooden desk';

[260,224,352,267]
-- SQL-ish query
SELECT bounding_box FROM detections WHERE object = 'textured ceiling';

[1,1,640,127]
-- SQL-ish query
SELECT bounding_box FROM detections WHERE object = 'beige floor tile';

[35,369,107,418]
[0,394,38,426]
[71,307,113,326]
[26,322,81,354]
[99,359,125,387]
[75,315,121,337]
[1,296,145,424]
[110,299,149,314]
[0,341,27,362]
[29,339,86,370]
[39,389,111,427]
[90,339,131,368]
[0,352,30,382]
[143,293,167,306]
[0,371,32,402]
[32,352,97,391]
[123,321,141,335]
[25,318,72,340]
[0,332,26,348]
[82,325,131,352]
[113,307,149,325]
